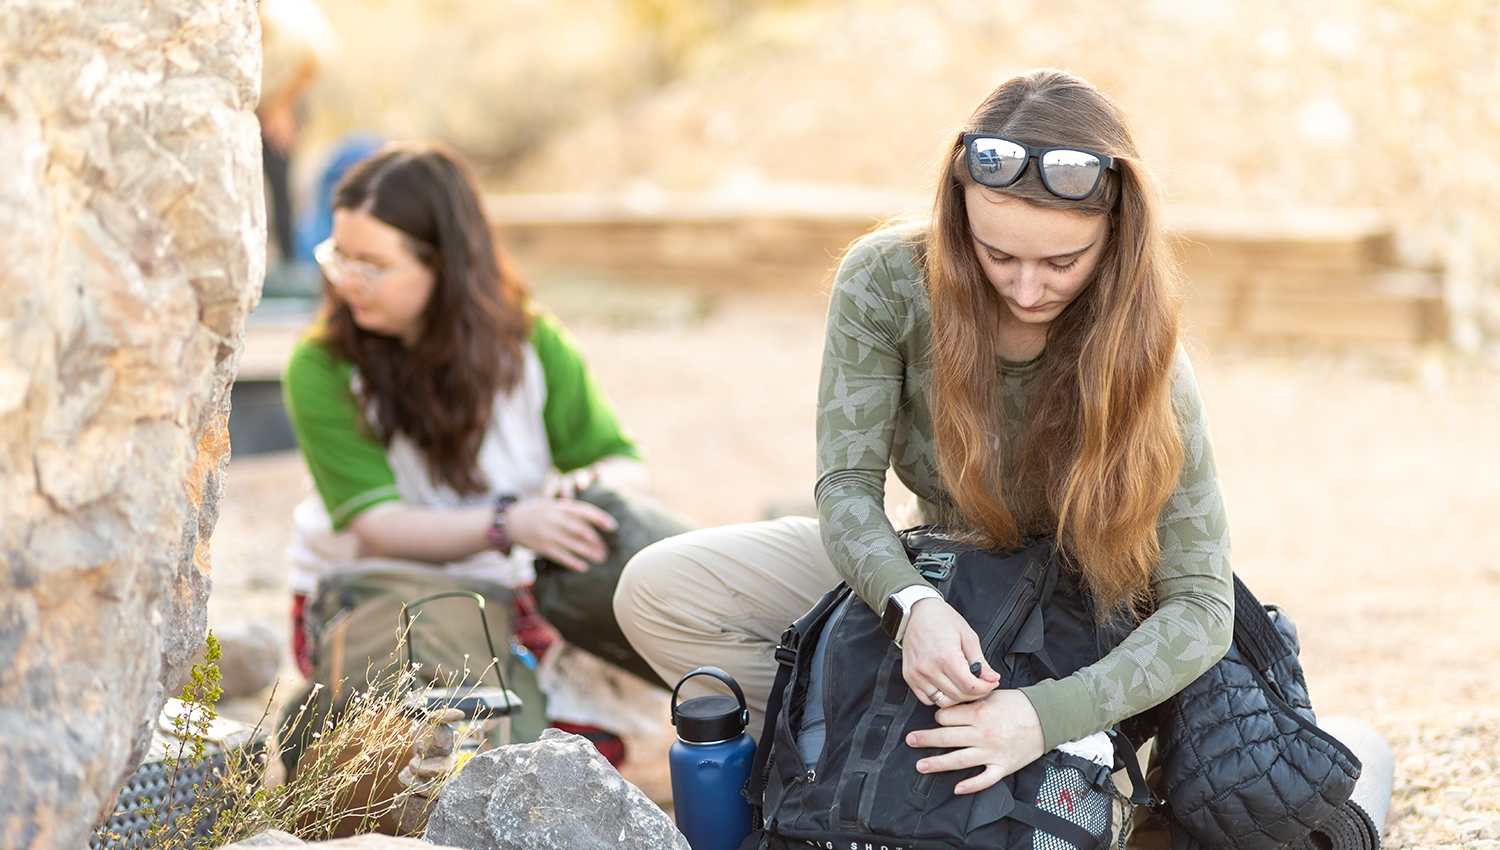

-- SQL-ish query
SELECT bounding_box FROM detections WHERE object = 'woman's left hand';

[900,597,1000,705]
[505,498,617,571]
[549,456,650,499]
[904,689,1046,794]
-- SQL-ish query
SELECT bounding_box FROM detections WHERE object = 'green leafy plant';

[96,631,486,848]
[170,633,226,767]
[94,632,229,850]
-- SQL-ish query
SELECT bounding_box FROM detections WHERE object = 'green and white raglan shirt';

[282,309,640,593]
[813,224,1234,750]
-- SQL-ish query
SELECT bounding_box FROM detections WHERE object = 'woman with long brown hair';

[283,142,647,764]
[616,68,1232,792]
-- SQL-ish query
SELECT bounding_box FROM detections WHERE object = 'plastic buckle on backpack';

[913,551,956,581]
[775,625,800,666]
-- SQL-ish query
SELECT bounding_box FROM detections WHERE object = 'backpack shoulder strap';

[1229,575,1294,675]
[746,583,852,815]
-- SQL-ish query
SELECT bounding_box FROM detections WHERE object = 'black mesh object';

[91,732,264,849]
[1155,577,1362,850]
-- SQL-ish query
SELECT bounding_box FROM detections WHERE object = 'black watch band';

[880,596,906,643]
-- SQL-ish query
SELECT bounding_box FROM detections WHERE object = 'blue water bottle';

[669,666,756,850]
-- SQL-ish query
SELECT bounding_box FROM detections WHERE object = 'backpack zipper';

[982,562,1044,658]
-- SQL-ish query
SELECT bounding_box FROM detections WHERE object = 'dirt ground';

[209,285,1500,847]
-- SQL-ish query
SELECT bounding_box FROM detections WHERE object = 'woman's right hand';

[504,497,617,572]
[901,597,1001,706]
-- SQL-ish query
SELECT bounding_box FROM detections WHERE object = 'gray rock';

[424,728,691,850]
[220,836,464,850]
[207,619,283,698]
[309,838,461,849]
[0,1,263,847]
[414,720,458,759]
[219,829,306,846]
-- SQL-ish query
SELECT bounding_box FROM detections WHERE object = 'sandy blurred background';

[299,0,1500,337]
[224,1,1500,845]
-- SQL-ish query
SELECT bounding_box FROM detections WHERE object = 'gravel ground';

[209,287,1500,845]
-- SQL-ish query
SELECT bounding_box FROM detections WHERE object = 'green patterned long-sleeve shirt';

[813,224,1234,750]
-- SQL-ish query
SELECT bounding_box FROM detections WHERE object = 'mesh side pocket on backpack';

[1023,750,1126,850]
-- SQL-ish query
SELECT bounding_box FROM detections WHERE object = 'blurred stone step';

[1170,206,1445,346]
[487,190,1447,348]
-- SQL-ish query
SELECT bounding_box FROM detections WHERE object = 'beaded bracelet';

[486,494,520,556]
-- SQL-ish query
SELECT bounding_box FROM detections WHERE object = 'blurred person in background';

[292,131,386,265]
[283,142,653,766]
[258,0,338,274]
[617,68,1233,791]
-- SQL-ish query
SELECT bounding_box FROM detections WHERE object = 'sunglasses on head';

[962,134,1117,200]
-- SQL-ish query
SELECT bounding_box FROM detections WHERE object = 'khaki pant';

[613,516,842,740]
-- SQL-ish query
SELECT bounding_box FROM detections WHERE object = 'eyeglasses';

[314,238,417,296]
[962,134,1117,200]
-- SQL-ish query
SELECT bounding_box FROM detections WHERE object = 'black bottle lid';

[671,666,749,744]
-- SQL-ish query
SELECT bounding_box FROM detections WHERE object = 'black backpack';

[744,528,1147,850]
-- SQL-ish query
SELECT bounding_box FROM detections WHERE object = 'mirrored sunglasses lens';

[968,138,1027,186]
[1040,150,1103,198]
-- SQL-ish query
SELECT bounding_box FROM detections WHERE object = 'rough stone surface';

[389,714,463,835]
[0,1,264,848]
[423,728,691,850]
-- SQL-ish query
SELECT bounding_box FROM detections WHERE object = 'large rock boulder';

[423,728,691,850]
[0,1,264,848]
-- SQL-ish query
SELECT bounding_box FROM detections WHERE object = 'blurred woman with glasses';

[616,68,1233,793]
[284,142,647,766]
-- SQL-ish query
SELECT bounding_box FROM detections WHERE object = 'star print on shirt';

[822,369,882,423]
[840,428,885,467]
[1120,638,1170,694]
[1173,618,1224,664]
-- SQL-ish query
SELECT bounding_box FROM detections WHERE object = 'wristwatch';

[880,585,944,647]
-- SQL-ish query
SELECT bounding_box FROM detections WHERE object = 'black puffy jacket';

[1129,576,1363,850]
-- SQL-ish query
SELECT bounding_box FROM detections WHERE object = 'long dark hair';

[319,142,531,495]
[922,69,1184,617]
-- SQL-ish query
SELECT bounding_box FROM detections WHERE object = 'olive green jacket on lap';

[813,224,1234,751]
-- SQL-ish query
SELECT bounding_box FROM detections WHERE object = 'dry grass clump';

[98,640,480,849]
[205,682,417,843]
